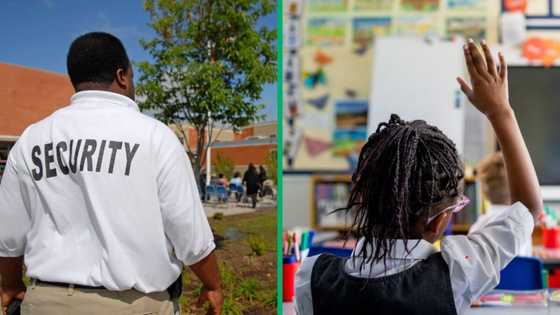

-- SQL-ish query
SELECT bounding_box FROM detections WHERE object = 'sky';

[0,0,277,121]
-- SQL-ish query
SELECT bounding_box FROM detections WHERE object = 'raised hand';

[457,39,512,120]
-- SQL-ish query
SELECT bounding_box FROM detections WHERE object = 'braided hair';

[342,114,464,270]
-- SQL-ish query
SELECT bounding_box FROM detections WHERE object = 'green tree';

[136,0,276,179]
[264,148,277,184]
[214,152,235,179]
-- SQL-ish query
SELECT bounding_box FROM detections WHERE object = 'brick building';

[0,62,276,175]
[0,63,73,171]
[170,121,277,172]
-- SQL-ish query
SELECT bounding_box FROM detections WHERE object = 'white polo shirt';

[295,202,534,315]
[0,90,215,293]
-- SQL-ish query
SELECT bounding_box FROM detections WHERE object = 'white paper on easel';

[368,37,465,155]
[501,12,527,46]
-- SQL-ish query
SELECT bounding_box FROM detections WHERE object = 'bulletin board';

[284,0,500,172]
[502,0,560,30]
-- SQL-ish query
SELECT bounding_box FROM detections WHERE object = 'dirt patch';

[180,208,277,314]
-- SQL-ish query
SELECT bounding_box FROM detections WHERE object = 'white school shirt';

[0,90,215,293]
[295,202,534,315]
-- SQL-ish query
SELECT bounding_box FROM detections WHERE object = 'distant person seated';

[230,172,242,187]
[217,173,229,187]
[230,172,243,201]
[262,179,275,197]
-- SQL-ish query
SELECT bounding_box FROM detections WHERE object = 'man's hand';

[189,252,222,315]
[0,284,25,315]
[196,287,223,315]
[457,39,512,120]
[0,257,25,315]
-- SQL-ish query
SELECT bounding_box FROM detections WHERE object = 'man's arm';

[189,252,223,315]
[0,257,25,315]
[457,39,543,220]
[154,125,222,314]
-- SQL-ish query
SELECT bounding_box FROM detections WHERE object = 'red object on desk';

[283,256,299,302]
[550,269,560,289]
[543,227,560,249]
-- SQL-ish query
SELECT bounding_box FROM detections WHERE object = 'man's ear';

[115,68,128,89]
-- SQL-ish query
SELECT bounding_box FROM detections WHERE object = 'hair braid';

[339,114,464,271]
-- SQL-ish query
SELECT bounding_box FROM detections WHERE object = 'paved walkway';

[203,196,276,217]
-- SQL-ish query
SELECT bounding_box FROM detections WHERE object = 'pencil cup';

[283,255,298,302]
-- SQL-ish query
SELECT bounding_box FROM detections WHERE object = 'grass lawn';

[180,207,277,314]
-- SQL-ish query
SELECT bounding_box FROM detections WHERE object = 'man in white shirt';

[0,32,222,315]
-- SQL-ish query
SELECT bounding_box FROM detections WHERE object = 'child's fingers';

[457,77,473,98]
[498,51,508,80]
[481,40,497,78]
[463,45,478,82]
[467,39,491,82]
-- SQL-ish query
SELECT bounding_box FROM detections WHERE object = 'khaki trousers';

[21,281,175,315]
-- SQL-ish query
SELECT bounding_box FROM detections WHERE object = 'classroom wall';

[284,174,313,229]
[284,0,560,229]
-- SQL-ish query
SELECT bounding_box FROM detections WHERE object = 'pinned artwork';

[401,0,439,12]
[447,0,486,11]
[354,0,394,11]
[345,89,358,98]
[314,50,334,66]
[354,45,369,55]
[394,16,438,36]
[308,0,348,12]
[306,94,330,110]
[332,100,369,156]
[304,68,327,89]
[523,37,560,66]
[304,136,332,157]
[353,17,392,48]
[504,0,528,12]
[306,18,346,47]
[446,17,486,41]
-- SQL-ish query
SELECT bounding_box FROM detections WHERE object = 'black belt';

[36,280,105,290]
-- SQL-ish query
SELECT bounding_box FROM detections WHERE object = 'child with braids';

[295,39,543,315]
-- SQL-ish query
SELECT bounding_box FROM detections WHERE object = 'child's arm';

[457,39,543,221]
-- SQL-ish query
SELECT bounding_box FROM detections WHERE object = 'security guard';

[0,32,222,315]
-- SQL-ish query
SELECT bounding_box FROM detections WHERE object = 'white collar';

[70,90,139,111]
[352,237,438,261]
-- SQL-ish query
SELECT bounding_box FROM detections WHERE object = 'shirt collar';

[70,90,139,111]
[352,237,438,260]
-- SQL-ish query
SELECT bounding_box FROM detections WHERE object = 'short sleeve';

[0,151,32,257]
[441,202,534,313]
[154,125,215,266]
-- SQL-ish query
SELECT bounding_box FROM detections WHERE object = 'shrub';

[247,236,267,256]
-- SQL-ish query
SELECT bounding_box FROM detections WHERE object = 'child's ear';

[427,212,451,235]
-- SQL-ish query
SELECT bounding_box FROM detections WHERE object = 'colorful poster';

[308,0,348,12]
[306,18,347,47]
[353,17,392,47]
[394,16,437,36]
[446,17,486,41]
[354,0,394,11]
[447,0,486,11]
[332,100,368,156]
[400,0,439,11]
